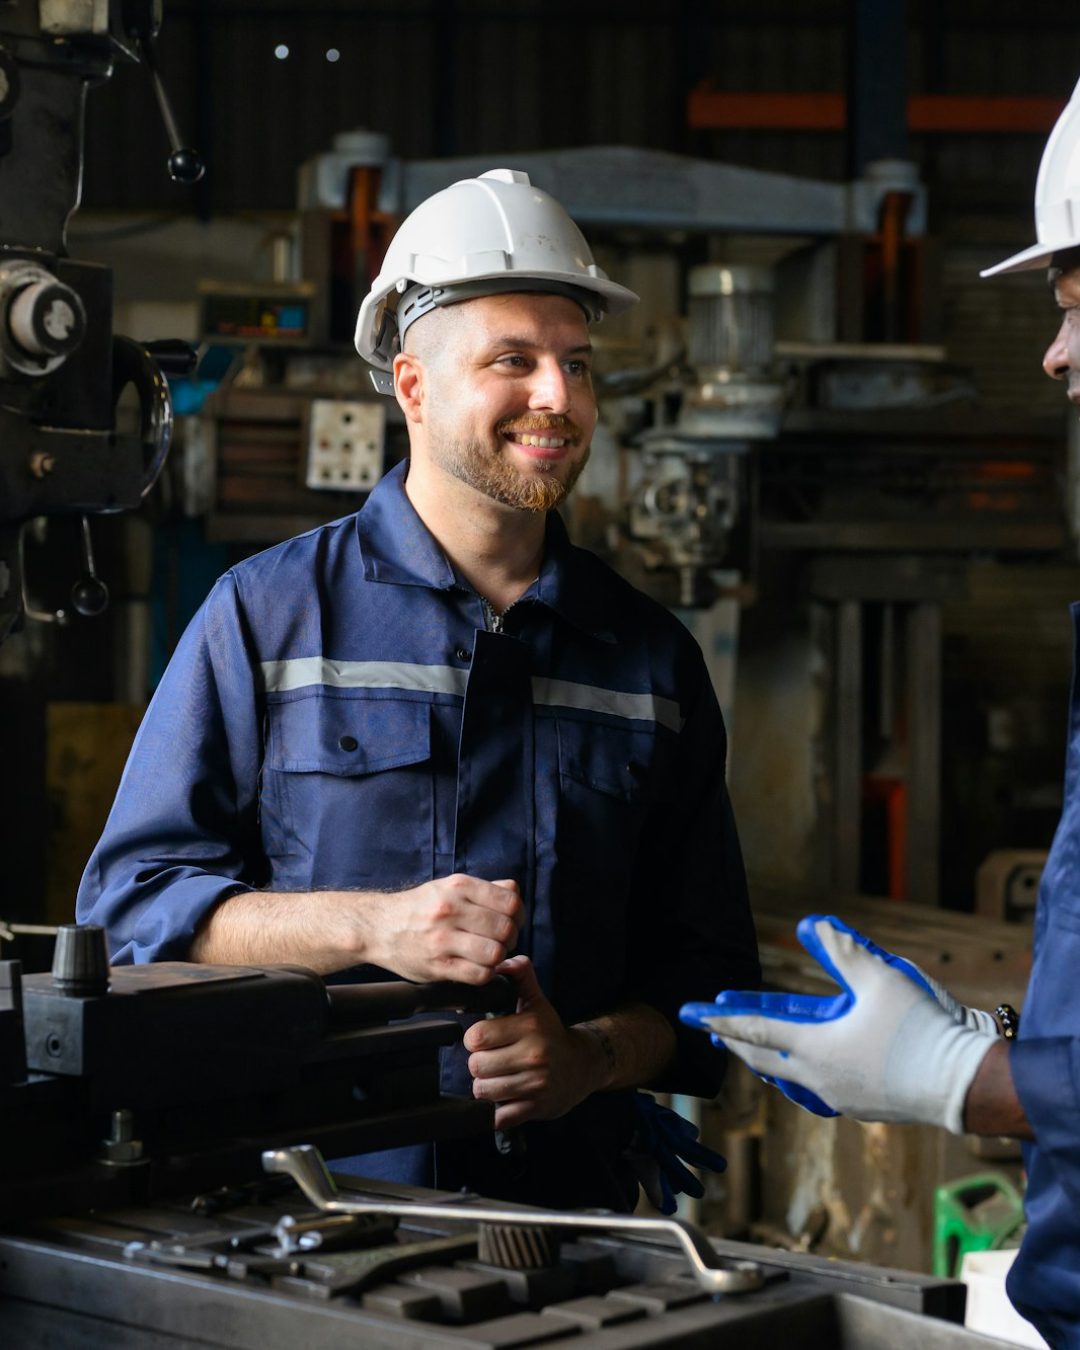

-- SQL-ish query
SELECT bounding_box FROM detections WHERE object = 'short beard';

[434,435,589,512]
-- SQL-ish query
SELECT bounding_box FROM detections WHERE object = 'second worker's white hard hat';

[354,168,638,378]
[983,76,1080,277]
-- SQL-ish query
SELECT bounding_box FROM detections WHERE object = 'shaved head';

[402,304,467,367]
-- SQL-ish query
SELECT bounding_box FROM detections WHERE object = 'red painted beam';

[687,88,1065,134]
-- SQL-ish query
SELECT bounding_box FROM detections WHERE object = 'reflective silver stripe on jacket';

[260,658,682,732]
[260,659,468,697]
[531,677,682,733]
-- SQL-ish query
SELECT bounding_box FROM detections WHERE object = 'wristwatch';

[994,1003,1021,1040]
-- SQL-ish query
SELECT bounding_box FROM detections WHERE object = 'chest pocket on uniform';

[263,694,434,890]
[554,715,669,881]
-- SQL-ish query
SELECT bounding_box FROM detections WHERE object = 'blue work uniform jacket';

[1008,603,1080,1348]
[76,461,759,1208]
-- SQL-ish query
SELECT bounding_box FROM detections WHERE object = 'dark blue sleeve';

[627,651,760,1098]
[75,573,264,963]
[1011,1037,1080,1204]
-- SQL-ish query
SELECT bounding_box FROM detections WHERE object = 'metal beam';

[390,146,852,236]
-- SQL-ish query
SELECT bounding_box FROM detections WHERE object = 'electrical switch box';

[305,399,384,491]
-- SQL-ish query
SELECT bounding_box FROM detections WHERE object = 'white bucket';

[960,1249,1050,1349]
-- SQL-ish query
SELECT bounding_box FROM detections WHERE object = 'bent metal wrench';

[262,1144,764,1297]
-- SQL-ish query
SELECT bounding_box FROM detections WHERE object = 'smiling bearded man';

[402,292,593,513]
[77,169,760,1213]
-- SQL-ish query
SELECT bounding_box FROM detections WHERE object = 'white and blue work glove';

[679,915,998,1135]
[625,1092,726,1215]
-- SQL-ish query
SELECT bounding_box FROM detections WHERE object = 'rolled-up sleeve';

[627,652,760,1098]
[76,573,264,963]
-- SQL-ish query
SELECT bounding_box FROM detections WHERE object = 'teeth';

[511,433,566,448]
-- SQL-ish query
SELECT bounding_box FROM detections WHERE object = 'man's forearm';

[189,889,368,973]
[189,874,525,985]
[572,1002,677,1093]
[962,1039,1034,1139]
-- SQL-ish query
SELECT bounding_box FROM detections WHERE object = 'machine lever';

[70,517,109,618]
[262,1144,765,1298]
[132,33,204,184]
[17,525,66,628]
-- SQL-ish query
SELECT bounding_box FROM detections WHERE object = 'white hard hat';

[354,168,638,374]
[982,76,1080,277]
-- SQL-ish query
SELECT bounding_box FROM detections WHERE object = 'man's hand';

[463,955,603,1129]
[359,875,524,985]
[680,914,998,1134]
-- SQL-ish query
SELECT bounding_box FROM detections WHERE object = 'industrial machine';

[627,263,782,608]
[0,0,1054,1315]
[0,925,1017,1347]
[0,0,202,643]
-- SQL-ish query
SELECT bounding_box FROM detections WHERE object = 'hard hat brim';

[356,269,638,370]
[980,238,1071,277]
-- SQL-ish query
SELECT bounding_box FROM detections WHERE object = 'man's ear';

[393,352,424,424]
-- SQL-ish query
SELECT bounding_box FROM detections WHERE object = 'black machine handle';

[325,974,517,1027]
[131,30,205,184]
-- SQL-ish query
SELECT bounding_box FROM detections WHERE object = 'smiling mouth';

[502,432,571,449]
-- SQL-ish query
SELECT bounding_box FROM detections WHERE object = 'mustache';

[497,415,583,440]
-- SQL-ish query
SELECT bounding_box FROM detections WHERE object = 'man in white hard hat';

[78,169,759,1209]
[682,79,1080,1347]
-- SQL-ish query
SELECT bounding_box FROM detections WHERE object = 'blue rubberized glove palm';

[625,1092,726,1216]
[685,918,997,1118]
[679,915,998,1134]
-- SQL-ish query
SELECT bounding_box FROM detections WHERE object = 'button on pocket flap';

[268,697,431,776]
[556,716,660,801]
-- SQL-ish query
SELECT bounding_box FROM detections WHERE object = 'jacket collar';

[356,461,458,590]
[356,460,616,643]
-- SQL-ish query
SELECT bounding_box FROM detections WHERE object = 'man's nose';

[527,359,571,413]
[1043,320,1071,380]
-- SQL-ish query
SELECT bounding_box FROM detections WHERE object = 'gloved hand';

[698,920,998,1118]
[625,1092,726,1216]
[679,915,998,1134]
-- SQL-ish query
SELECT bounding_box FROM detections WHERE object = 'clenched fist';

[357,874,523,984]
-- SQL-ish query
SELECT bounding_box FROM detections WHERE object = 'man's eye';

[566,360,591,377]
[498,354,528,368]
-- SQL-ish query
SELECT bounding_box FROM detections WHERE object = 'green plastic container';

[933,1172,1025,1278]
